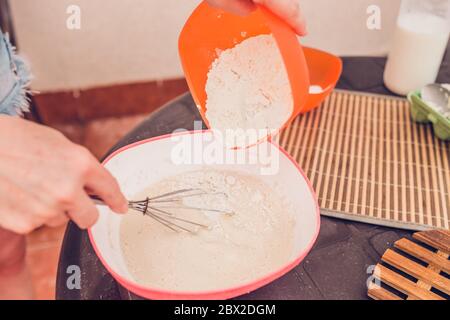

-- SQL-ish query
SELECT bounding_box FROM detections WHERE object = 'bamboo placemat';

[279,90,450,231]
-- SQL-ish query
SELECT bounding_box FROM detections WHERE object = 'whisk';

[90,189,234,234]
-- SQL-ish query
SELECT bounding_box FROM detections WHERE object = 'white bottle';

[384,0,450,96]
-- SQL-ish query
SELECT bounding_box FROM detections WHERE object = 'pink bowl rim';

[88,130,321,300]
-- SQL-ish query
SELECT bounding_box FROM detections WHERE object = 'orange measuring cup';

[178,0,310,132]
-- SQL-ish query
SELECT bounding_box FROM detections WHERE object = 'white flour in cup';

[205,35,294,147]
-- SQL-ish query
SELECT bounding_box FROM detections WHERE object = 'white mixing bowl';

[89,130,320,299]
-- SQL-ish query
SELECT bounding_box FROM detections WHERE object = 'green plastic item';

[408,91,450,141]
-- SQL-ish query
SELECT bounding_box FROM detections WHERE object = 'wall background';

[10,0,401,92]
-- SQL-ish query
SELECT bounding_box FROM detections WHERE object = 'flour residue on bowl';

[205,34,293,146]
[120,169,296,292]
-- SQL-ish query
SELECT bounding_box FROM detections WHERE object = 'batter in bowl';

[120,169,296,292]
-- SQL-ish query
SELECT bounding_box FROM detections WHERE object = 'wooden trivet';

[368,229,450,300]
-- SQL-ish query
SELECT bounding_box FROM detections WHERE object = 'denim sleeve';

[0,28,31,116]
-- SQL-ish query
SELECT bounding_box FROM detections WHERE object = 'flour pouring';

[205,34,294,147]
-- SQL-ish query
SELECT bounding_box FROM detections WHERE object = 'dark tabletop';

[56,54,450,300]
